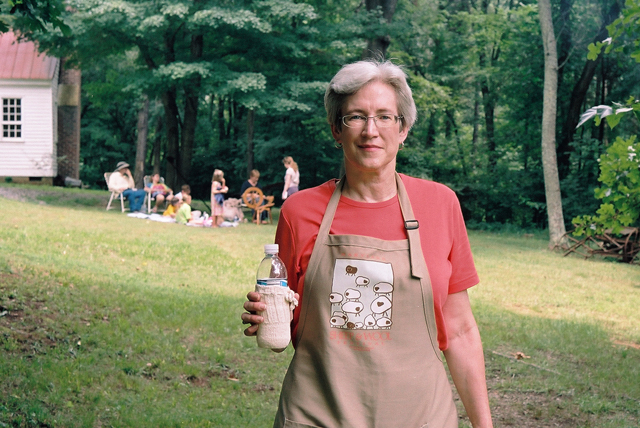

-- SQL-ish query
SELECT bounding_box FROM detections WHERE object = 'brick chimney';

[57,58,81,179]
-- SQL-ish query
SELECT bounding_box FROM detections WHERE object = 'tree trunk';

[179,33,204,187]
[558,0,621,177]
[134,94,150,189]
[539,0,566,248]
[478,49,499,173]
[363,0,399,59]
[159,31,180,189]
[557,0,572,86]
[472,86,480,169]
[425,112,436,148]
[218,96,226,142]
[162,88,181,190]
[152,110,162,175]
[246,109,255,178]
[446,109,468,177]
[480,80,497,172]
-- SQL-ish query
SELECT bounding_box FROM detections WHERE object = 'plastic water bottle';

[255,244,293,349]
[256,244,287,287]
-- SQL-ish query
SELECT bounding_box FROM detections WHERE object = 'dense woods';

[5,0,640,232]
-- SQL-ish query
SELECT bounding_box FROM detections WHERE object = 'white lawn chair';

[104,172,127,212]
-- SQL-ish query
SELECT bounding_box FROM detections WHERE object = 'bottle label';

[257,278,288,287]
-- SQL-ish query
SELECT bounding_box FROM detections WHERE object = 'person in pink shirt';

[242,60,493,428]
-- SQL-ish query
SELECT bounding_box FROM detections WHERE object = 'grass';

[0,184,639,427]
[469,232,640,427]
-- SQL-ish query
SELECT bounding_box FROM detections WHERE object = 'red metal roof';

[0,31,58,80]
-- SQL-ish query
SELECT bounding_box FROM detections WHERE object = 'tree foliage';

[0,0,69,33]
[572,0,640,237]
[8,0,640,231]
[573,135,640,235]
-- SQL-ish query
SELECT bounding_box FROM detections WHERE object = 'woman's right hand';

[242,291,266,337]
[242,290,299,337]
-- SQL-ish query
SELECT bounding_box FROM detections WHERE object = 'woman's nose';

[362,117,380,136]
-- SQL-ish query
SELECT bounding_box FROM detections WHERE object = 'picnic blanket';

[127,212,239,227]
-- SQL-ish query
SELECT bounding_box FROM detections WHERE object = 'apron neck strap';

[394,172,426,279]
[313,173,427,279]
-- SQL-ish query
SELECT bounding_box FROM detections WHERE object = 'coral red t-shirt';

[275,174,479,351]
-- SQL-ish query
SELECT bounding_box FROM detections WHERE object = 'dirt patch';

[486,388,583,427]
[0,186,56,203]
[0,185,105,208]
[0,271,81,358]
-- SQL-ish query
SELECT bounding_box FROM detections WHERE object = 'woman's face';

[331,81,408,177]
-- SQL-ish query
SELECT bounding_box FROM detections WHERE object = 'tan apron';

[274,173,458,428]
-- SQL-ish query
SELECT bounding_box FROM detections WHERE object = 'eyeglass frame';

[340,114,404,129]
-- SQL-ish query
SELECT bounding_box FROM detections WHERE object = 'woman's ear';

[399,126,409,145]
[331,124,342,144]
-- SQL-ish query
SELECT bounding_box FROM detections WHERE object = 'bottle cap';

[264,244,279,254]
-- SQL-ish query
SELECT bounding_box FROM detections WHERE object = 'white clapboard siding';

[0,80,57,177]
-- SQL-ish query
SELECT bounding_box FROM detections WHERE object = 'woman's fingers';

[243,323,260,337]
[242,291,265,336]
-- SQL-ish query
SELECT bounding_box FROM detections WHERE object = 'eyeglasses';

[341,114,403,128]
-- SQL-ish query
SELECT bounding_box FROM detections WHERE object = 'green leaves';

[573,136,640,236]
[576,98,640,129]
[1,0,70,34]
[223,73,267,94]
[153,62,212,82]
[587,0,640,64]
[254,0,317,21]
[190,8,270,32]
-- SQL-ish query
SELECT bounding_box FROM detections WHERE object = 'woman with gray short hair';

[243,60,493,428]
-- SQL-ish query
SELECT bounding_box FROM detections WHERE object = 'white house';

[0,31,60,185]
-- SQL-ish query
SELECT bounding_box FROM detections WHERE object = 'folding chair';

[104,172,127,212]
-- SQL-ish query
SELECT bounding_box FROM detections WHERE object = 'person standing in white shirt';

[281,156,300,200]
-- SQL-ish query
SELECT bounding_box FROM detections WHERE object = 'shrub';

[572,135,640,236]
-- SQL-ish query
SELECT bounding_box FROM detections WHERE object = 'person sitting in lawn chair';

[145,173,173,213]
[108,162,146,213]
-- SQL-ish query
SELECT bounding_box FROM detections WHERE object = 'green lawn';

[0,185,638,427]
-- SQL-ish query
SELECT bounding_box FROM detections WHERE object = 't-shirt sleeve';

[447,193,479,293]
[275,209,299,293]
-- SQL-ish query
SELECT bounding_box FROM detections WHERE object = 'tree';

[538,0,566,248]
[558,0,622,177]
[134,95,150,188]
[363,0,399,59]
[572,0,640,238]
[0,0,69,33]
[30,0,322,191]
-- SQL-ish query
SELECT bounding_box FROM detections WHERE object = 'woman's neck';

[342,171,397,203]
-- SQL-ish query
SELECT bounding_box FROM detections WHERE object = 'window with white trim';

[2,98,22,139]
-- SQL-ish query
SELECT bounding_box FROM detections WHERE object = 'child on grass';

[163,197,181,218]
[211,169,228,228]
[176,194,205,226]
